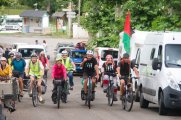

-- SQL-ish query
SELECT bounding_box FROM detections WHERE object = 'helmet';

[9,52,14,56]
[123,53,129,58]
[31,53,38,58]
[106,54,113,60]
[0,57,7,61]
[86,50,93,55]
[56,56,62,61]
[61,50,68,55]
[15,52,22,58]
[40,51,45,56]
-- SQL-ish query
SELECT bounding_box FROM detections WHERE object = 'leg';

[120,79,125,97]
[67,72,74,87]
[37,79,42,96]
[113,77,118,101]
[29,76,35,94]
[92,77,96,92]
[84,79,88,94]
[18,77,24,96]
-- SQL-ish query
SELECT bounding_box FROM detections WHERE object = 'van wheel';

[159,92,167,115]
[140,90,149,108]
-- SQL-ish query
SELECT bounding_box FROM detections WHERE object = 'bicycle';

[104,72,116,106]
[32,76,39,107]
[84,76,95,109]
[0,104,6,120]
[119,76,138,112]
[53,80,68,109]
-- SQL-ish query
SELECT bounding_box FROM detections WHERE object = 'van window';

[150,48,155,60]
[136,48,141,64]
[101,50,118,61]
[158,45,162,61]
[165,44,181,68]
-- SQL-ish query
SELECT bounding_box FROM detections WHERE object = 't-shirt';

[118,60,135,76]
[83,57,97,76]
[102,62,117,76]
[11,59,26,73]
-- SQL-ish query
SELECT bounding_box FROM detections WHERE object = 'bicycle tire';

[107,84,111,105]
[57,86,61,109]
[32,84,38,107]
[125,87,134,112]
[88,78,92,109]
[110,85,114,106]
[18,94,22,102]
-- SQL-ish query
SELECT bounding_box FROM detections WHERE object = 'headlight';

[169,77,180,91]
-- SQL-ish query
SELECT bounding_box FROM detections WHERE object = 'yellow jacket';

[0,64,12,77]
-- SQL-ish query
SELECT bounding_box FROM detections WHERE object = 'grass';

[0,9,27,15]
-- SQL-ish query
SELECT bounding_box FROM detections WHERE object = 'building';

[20,10,50,34]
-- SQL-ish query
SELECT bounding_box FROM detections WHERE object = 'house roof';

[52,12,65,18]
[20,10,48,17]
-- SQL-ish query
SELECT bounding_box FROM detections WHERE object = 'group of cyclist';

[0,46,139,113]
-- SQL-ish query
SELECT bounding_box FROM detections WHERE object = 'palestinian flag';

[122,11,131,54]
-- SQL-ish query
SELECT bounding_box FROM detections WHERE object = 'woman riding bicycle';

[39,51,49,79]
[0,57,16,112]
[102,54,118,101]
[51,56,67,104]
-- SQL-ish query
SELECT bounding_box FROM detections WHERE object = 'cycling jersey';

[118,60,134,76]
[82,57,97,76]
[52,64,67,80]
[102,62,117,76]
[11,58,26,73]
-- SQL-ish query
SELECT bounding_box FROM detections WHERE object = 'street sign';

[66,14,76,18]
[66,11,76,15]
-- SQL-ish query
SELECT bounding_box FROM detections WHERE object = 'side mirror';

[131,59,139,68]
[47,55,50,60]
[152,58,161,70]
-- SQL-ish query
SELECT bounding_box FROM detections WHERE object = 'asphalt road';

[0,35,181,120]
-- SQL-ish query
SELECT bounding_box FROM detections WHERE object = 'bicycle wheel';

[18,94,22,102]
[110,85,114,106]
[88,80,92,109]
[57,86,61,109]
[32,85,38,107]
[125,87,134,111]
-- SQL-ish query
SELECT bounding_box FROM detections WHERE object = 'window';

[158,45,162,61]
[135,48,141,64]
[101,50,118,61]
[150,48,155,60]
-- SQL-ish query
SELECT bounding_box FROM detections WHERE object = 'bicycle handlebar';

[119,76,139,80]
[103,72,116,76]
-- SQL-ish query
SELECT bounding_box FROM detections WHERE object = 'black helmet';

[31,53,38,58]
[123,53,129,58]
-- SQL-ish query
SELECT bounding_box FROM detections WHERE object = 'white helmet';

[86,50,93,55]
[61,50,68,55]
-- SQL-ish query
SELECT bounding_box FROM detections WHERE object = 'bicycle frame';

[85,76,92,109]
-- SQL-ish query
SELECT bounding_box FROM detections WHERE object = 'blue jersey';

[11,59,26,73]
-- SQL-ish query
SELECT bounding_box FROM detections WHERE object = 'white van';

[94,47,119,83]
[138,31,181,115]
[128,30,150,101]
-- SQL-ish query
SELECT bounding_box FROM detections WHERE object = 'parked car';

[138,31,181,115]
[12,43,28,52]
[55,42,74,50]
[54,46,74,60]
[70,49,87,73]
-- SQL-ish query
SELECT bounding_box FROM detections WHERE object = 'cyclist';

[25,53,45,103]
[117,53,139,100]
[51,56,67,104]
[0,57,15,112]
[11,52,26,97]
[80,50,99,99]
[39,51,49,79]
[61,50,76,90]
[102,54,118,101]
[8,52,14,65]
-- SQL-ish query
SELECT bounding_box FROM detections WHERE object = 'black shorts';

[13,71,24,79]
[83,72,96,79]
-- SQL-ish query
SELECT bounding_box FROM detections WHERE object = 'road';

[0,35,181,120]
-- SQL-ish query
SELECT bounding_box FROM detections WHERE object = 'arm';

[51,65,55,79]
[133,67,139,78]
[8,65,12,77]
[39,61,44,76]
[80,58,87,67]
[117,66,121,77]
[71,62,76,70]
[95,65,99,76]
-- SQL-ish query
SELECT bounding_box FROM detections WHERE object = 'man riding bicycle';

[51,56,67,104]
[0,57,16,112]
[117,53,139,100]
[25,53,45,103]
[80,50,99,99]
[39,51,49,79]
[61,50,76,90]
[102,54,118,101]
[11,52,26,97]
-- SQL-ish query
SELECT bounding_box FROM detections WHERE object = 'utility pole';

[78,0,81,26]
[67,2,72,38]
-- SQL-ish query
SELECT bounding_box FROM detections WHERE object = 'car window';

[101,50,118,61]
[19,48,44,58]
[71,51,86,58]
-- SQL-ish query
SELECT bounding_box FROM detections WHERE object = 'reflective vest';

[8,58,12,66]
[29,61,41,76]
[62,57,73,71]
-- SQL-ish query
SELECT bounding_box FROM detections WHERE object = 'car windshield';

[71,51,86,58]
[165,44,181,68]
[58,48,72,53]
[101,50,118,61]
[18,48,44,58]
